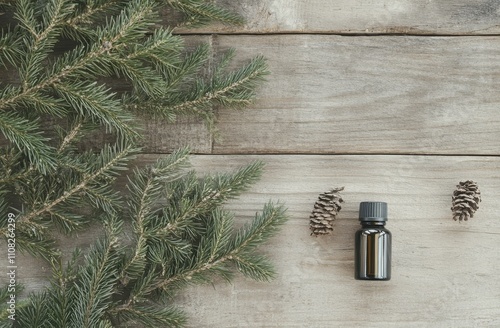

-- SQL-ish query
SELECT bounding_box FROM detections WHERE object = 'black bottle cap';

[359,201,388,222]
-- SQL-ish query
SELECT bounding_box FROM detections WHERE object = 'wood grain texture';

[139,115,212,153]
[2,1,500,326]
[176,154,500,328]
[174,0,500,35]
[3,154,499,326]
[212,35,500,155]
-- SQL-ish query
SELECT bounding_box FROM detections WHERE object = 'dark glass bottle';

[355,201,391,280]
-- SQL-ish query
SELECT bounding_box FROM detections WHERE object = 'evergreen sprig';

[1,0,269,257]
[0,28,22,68]
[15,215,123,328]
[9,154,287,327]
[149,53,269,131]
[166,0,244,28]
[0,0,284,327]
[0,0,268,165]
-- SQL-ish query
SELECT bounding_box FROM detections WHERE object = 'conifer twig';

[58,120,83,152]
[20,143,137,223]
[166,0,244,26]
[153,203,286,293]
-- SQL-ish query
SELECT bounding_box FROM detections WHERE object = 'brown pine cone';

[310,187,344,236]
[451,180,481,222]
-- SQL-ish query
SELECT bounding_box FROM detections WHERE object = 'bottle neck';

[360,221,386,227]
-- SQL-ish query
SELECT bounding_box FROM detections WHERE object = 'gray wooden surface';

[5,1,500,327]
[212,35,500,155]
[176,154,500,328]
[172,2,500,327]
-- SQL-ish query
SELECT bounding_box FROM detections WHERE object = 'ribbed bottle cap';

[359,201,388,222]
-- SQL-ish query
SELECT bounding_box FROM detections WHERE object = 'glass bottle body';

[355,222,391,280]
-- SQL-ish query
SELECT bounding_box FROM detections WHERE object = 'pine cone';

[451,180,481,222]
[309,187,344,236]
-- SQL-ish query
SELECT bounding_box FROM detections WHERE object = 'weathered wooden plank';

[3,0,499,35]
[138,115,212,154]
[174,0,500,35]
[4,154,500,326]
[211,35,500,155]
[175,154,500,328]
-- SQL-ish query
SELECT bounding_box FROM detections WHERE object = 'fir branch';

[160,161,264,237]
[127,147,191,225]
[126,267,158,304]
[0,0,158,112]
[0,0,14,8]
[214,48,236,78]
[153,251,229,295]
[159,202,286,290]
[20,142,137,223]
[119,165,282,305]
[14,291,51,327]
[130,44,210,121]
[166,0,244,27]
[18,92,67,117]
[0,110,56,173]
[16,0,74,91]
[209,55,269,108]
[0,28,22,68]
[122,148,191,281]
[58,119,83,153]
[0,147,32,185]
[232,201,288,252]
[0,1,279,326]
[165,44,209,90]
[47,265,76,328]
[205,209,233,263]
[125,28,182,68]
[53,81,138,137]
[211,160,265,197]
[70,216,122,328]
[63,0,125,40]
[14,224,59,261]
[231,252,276,282]
[112,304,186,328]
[47,209,86,234]
[149,202,287,296]
[158,55,268,122]
[121,28,184,97]
[19,47,47,93]
[150,146,192,180]
[35,0,73,45]
[83,184,122,215]
[99,0,158,46]
[146,236,191,269]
